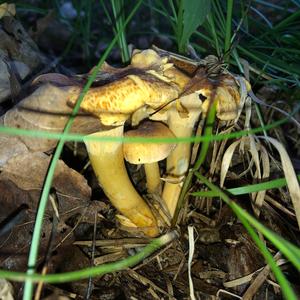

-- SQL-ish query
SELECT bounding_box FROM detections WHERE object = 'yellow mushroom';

[123,121,176,195]
[84,125,159,237]
[67,49,191,127]
[67,73,180,126]
[186,73,241,121]
[69,49,194,231]
[203,86,240,120]
[159,72,242,217]
[160,93,202,217]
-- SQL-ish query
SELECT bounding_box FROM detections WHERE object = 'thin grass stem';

[224,0,234,61]
[22,1,143,299]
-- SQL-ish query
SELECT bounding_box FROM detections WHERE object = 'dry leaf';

[0,136,28,167]
[0,57,11,103]
[0,3,15,19]
[220,136,270,217]
[0,17,45,70]
[220,139,242,187]
[0,279,14,300]
[0,152,95,274]
[252,143,270,216]
[0,16,45,102]
[1,152,90,196]
[259,136,300,229]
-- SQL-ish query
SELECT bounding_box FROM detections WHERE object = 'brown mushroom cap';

[123,121,176,164]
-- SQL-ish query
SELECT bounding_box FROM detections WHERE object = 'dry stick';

[216,289,242,299]
[132,240,175,271]
[127,269,176,299]
[94,252,125,265]
[264,195,295,218]
[42,284,78,299]
[54,206,89,250]
[243,253,284,300]
[74,237,150,247]
[85,212,97,300]
[34,266,48,300]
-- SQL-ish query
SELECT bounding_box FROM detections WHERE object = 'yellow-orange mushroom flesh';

[84,126,159,237]
[123,121,176,195]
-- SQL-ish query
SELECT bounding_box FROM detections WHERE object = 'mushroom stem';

[84,126,158,237]
[144,162,161,194]
[162,94,202,217]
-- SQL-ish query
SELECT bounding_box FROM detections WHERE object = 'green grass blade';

[206,12,221,56]
[111,0,130,63]
[192,174,300,197]
[178,0,211,52]
[22,1,143,299]
[176,0,184,52]
[224,0,234,61]
[0,231,176,283]
[0,115,292,144]
[272,9,300,31]
[168,0,178,22]
[195,172,299,300]
[213,0,226,29]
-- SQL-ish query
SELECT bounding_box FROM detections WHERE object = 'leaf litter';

[0,8,299,300]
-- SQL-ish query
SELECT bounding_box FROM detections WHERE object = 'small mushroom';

[84,125,159,237]
[123,121,176,195]
[159,72,243,217]
[160,93,202,217]
[186,73,241,121]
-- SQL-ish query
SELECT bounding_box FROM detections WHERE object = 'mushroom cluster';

[68,49,242,237]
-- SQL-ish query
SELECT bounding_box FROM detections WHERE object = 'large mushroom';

[200,74,241,121]
[67,50,186,126]
[69,50,189,236]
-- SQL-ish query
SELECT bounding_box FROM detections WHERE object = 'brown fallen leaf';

[0,16,45,102]
[197,222,265,294]
[0,152,97,275]
[0,136,28,167]
[0,58,11,103]
[0,17,45,70]
[1,152,90,197]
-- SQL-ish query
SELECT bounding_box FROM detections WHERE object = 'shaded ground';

[0,2,300,299]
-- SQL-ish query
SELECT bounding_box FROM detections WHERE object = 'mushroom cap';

[123,121,176,164]
[201,74,240,120]
[67,73,179,126]
[163,66,191,91]
[183,72,241,121]
[131,49,167,69]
